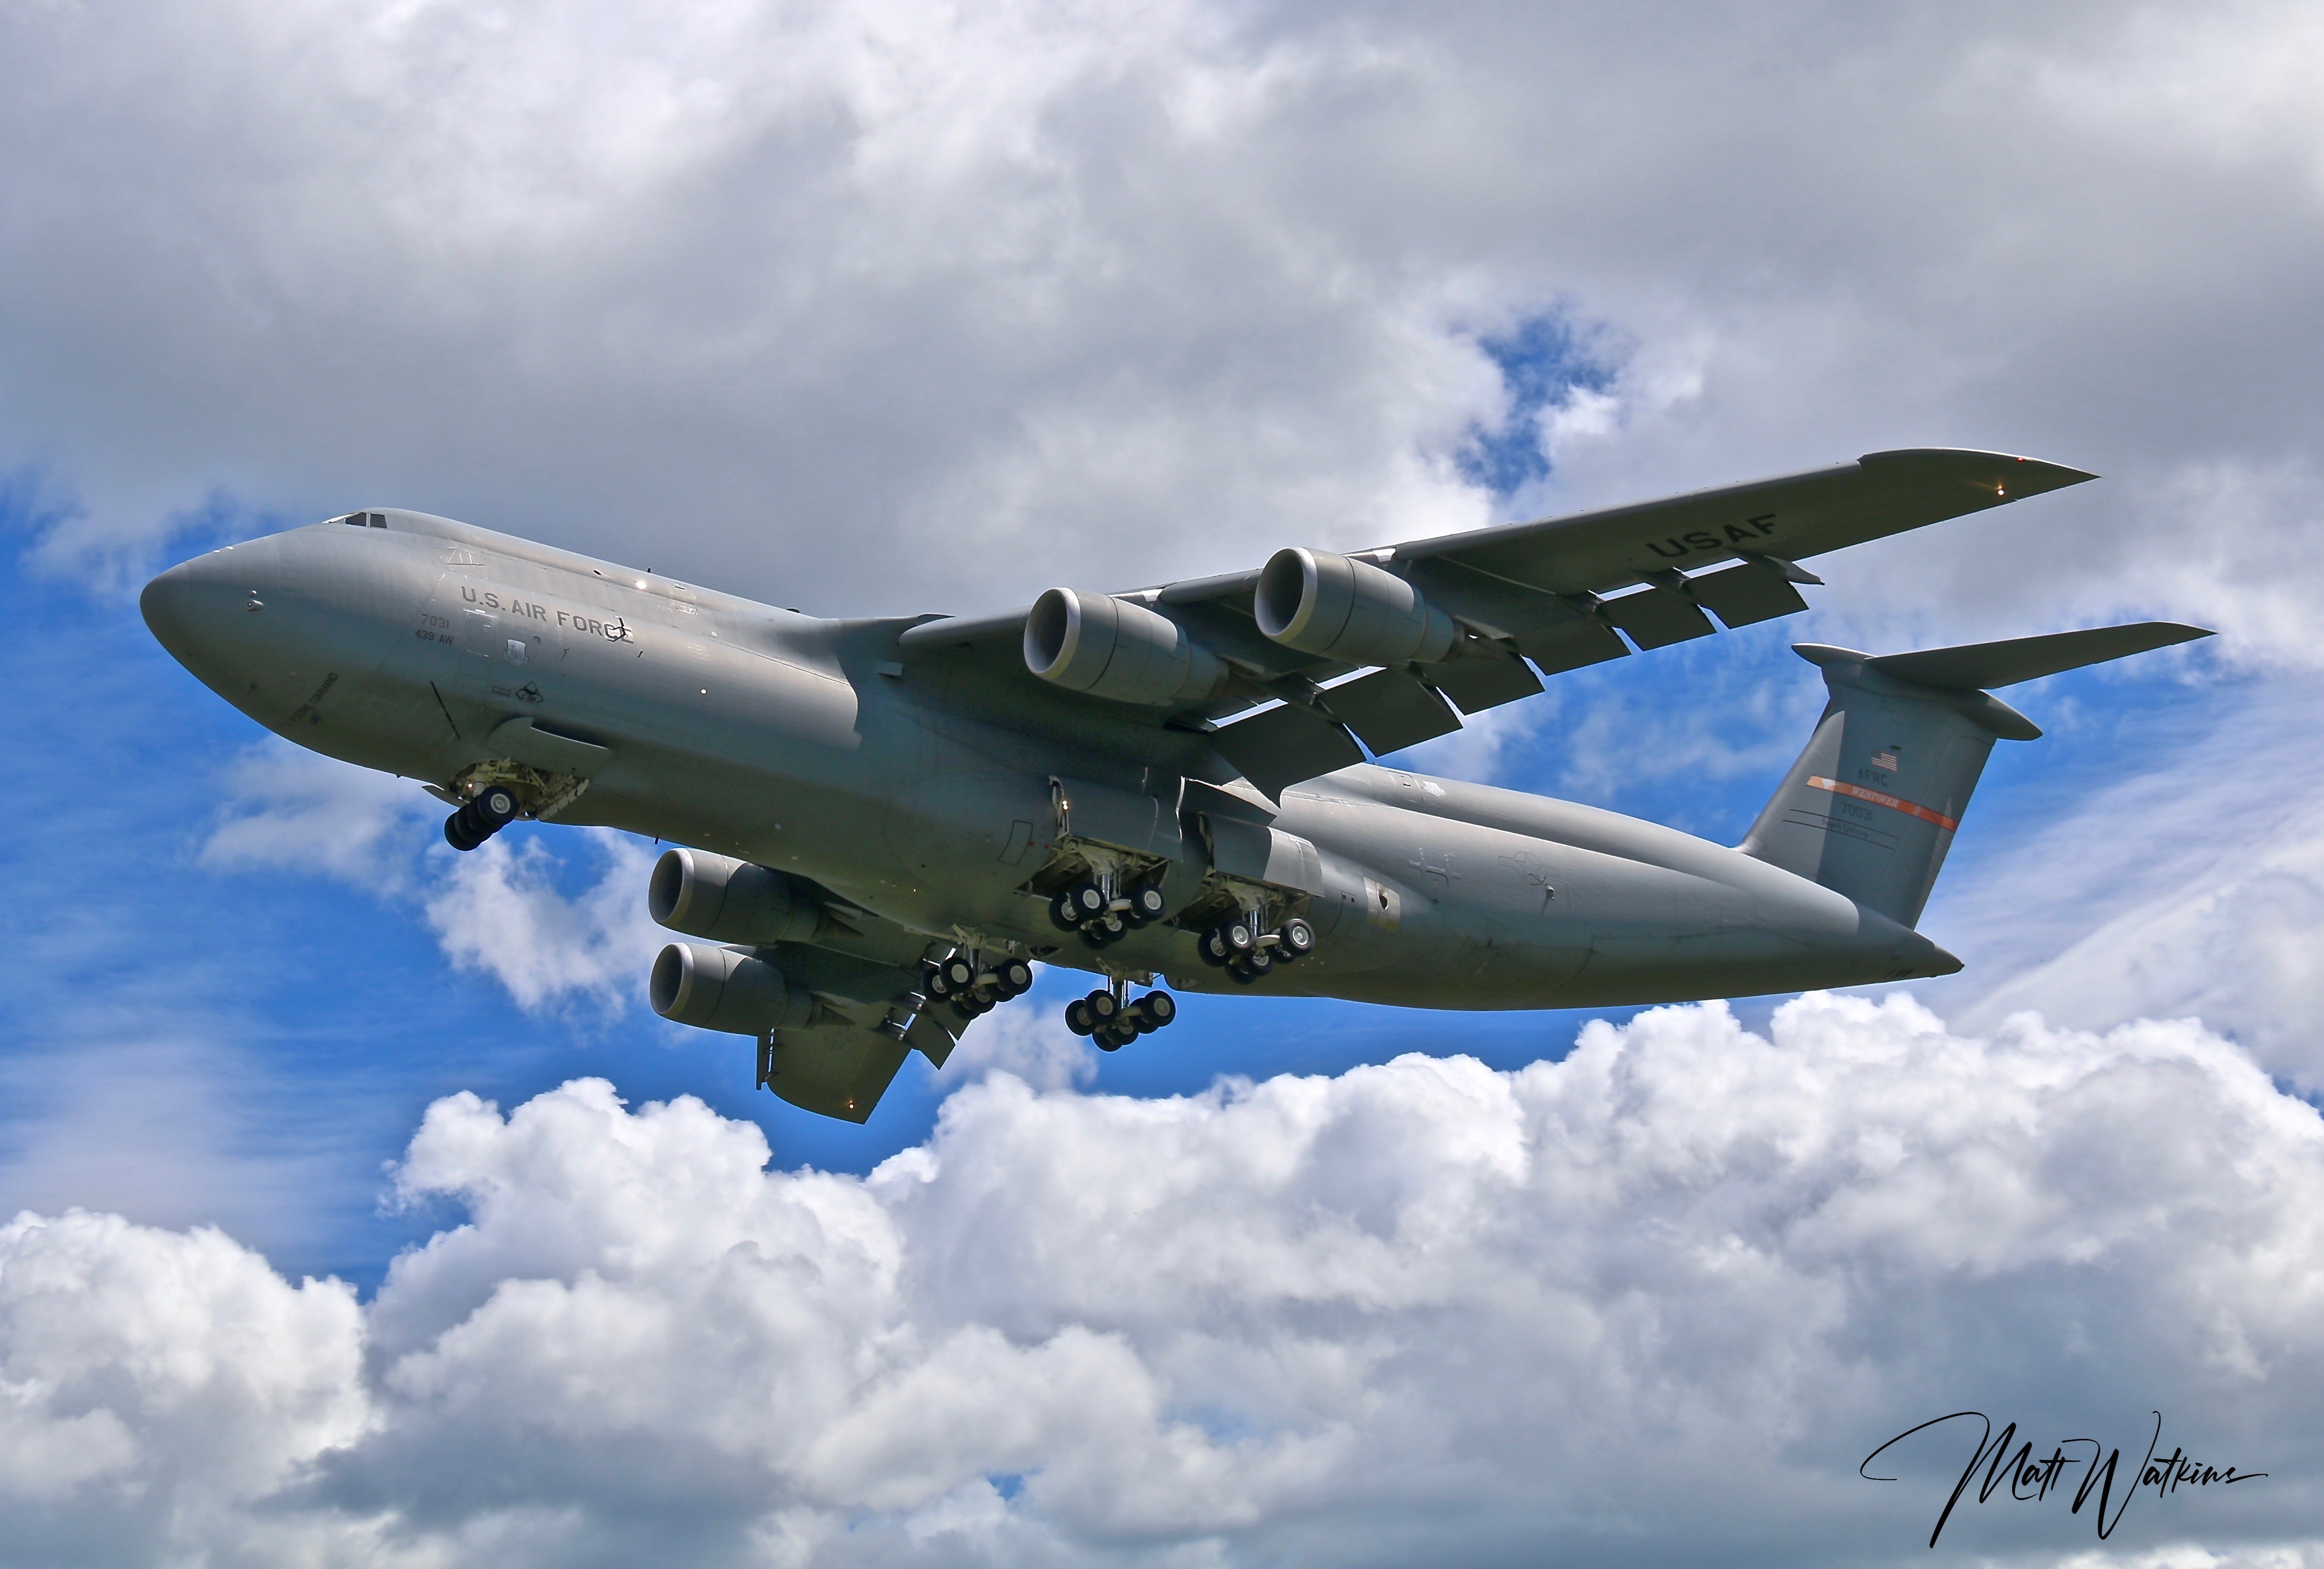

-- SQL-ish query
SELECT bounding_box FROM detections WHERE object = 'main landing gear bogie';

[1049,879,1167,950]
[924,950,1035,1022]
[1199,914,1314,984]
[1065,985,1179,1052]
[443,783,523,851]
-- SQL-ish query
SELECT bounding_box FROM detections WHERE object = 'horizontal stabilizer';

[1746,619,2213,927]
[1860,622,2212,691]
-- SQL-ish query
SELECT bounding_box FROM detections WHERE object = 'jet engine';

[1255,548,1456,667]
[1023,588,1226,706]
[649,942,814,1035]
[649,847,820,946]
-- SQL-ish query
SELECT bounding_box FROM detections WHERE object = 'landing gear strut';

[443,783,522,850]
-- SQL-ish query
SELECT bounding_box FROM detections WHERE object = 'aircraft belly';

[1270,798,1598,1007]
[1258,787,1935,1010]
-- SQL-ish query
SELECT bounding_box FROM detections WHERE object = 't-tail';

[1741,622,2212,927]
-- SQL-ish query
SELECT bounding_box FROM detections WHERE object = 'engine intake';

[1024,588,1225,706]
[1254,549,1456,667]
[649,848,820,946]
[650,943,813,1035]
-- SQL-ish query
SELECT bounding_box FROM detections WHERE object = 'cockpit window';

[338,512,388,528]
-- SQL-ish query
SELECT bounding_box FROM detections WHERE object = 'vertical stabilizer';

[1740,622,2209,927]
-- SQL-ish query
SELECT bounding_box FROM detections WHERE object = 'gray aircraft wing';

[898,448,2092,797]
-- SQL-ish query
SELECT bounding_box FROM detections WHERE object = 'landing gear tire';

[443,783,522,852]
[1084,989,1120,1027]
[1200,918,1256,965]
[995,958,1034,996]
[1126,886,1167,924]
[1094,1025,1133,1052]
[937,955,977,993]
[474,784,520,828]
[1133,991,1176,1029]
[1229,947,1274,984]
[1065,998,1095,1036]
[1082,914,1126,948]
[1278,917,1316,960]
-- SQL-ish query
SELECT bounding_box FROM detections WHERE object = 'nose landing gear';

[443,783,522,850]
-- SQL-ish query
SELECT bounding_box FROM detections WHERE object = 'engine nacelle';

[649,848,820,946]
[650,943,814,1035]
[1023,588,1226,707]
[1254,548,1457,667]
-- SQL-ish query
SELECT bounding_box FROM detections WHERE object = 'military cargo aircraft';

[141,449,2206,1121]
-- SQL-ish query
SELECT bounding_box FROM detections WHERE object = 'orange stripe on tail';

[1805,776,1959,833]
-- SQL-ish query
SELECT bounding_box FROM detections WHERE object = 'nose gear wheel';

[443,782,522,851]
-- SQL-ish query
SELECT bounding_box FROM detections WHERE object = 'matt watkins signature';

[1861,1411,2266,1547]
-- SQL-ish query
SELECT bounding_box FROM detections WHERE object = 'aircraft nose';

[140,549,254,675]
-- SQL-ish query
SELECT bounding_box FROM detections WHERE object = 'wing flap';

[761,1017,913,1123]
[1598,586,1716,649]
[1418,647,1546,712]
[1322,668,1463,754]
[1686,560,1812,627]
[1514,616,1630,676]
[748,939,958,1122]
[1209,702,1365,799]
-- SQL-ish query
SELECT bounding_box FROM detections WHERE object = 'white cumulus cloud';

[4,995,2321,1566]
[422,828,664,1015]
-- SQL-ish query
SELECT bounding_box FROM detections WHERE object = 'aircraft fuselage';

[142,510,1958,1011]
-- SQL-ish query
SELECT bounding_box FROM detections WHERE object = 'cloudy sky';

[4,0,2324,1563]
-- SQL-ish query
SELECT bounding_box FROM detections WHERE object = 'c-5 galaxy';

[142,449,2205,1121]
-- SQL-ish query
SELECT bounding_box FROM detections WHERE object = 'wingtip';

[2019,455,2101,486]
[1856,448,2100,491]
